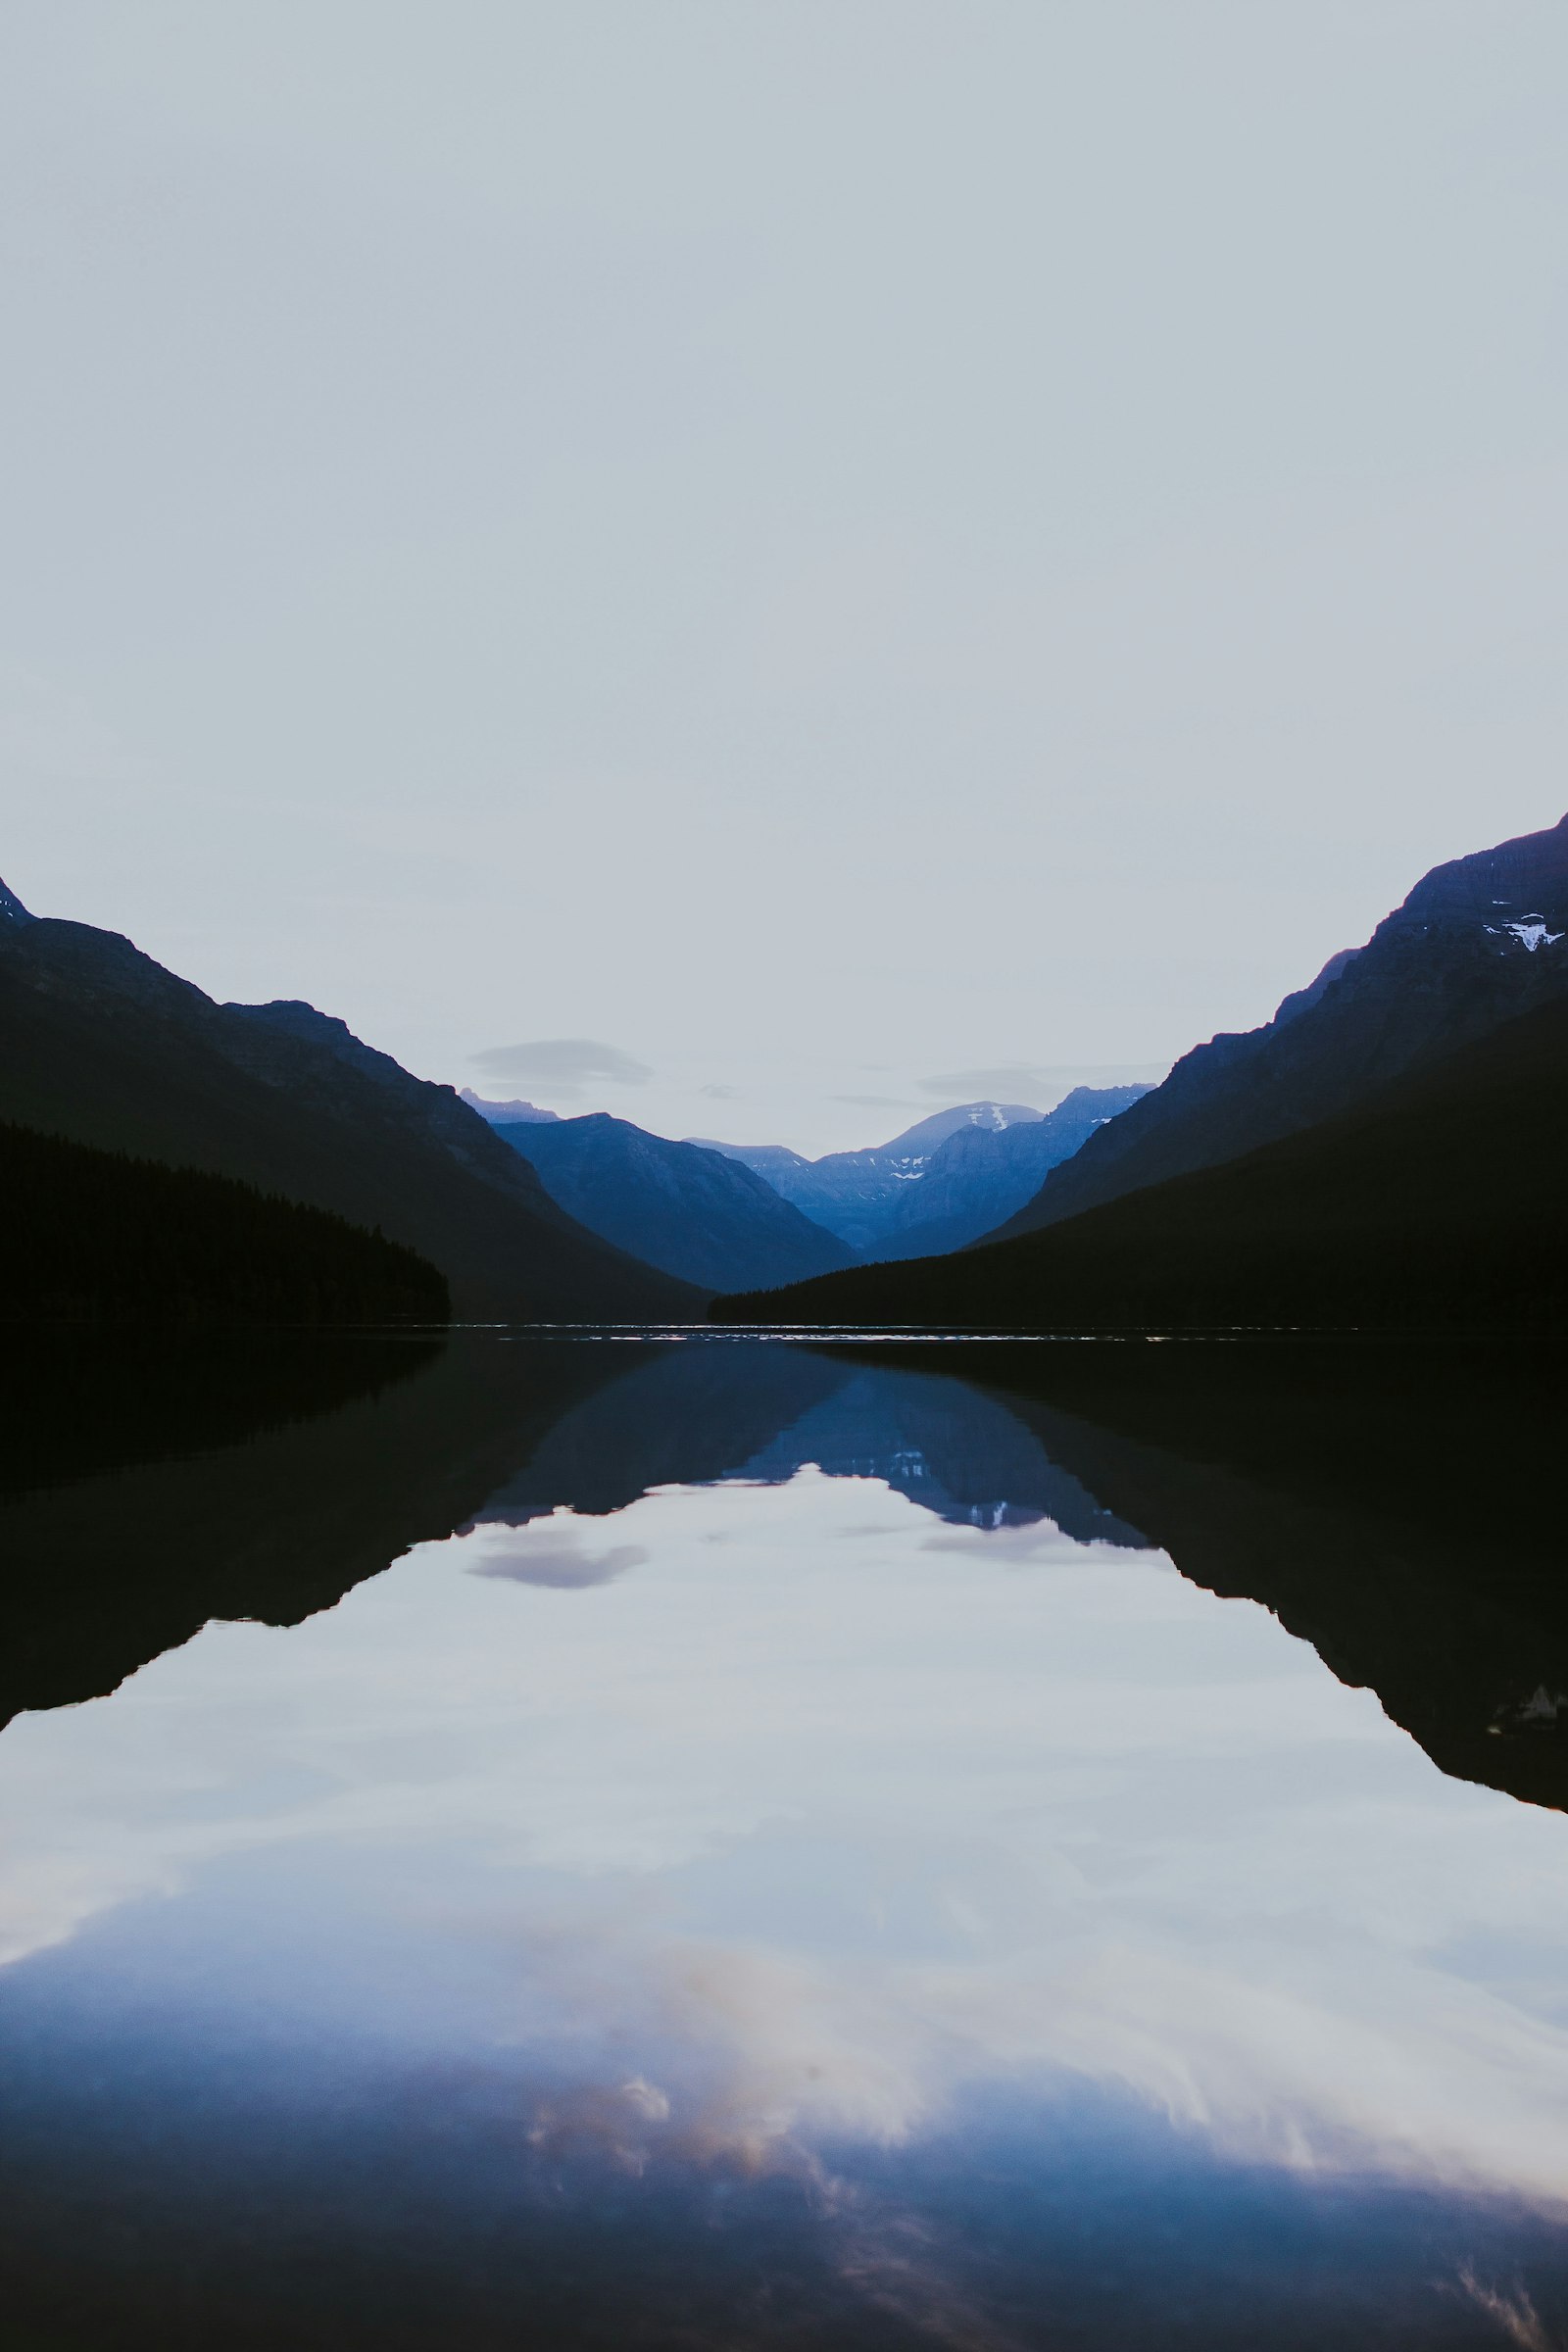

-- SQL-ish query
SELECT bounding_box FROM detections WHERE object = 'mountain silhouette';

[986,812,1568,1243]
[0,1121,448,1323]
[0,889,700,1322]
[712,993,1568,1333]
[493,1112,856,1292]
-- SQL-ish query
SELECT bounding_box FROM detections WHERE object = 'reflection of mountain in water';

[467,1345,1147,1547]
[5,1332,1566,1813]
[0,1332,629,1729]
[864,1340,1568,1815]
[733,1367,1147,1544]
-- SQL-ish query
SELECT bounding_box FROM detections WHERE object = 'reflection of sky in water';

[4,1465,1568,2343]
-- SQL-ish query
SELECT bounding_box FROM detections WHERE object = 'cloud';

[1452,2268,1556,2351]
[699,1083,739,1101]
[471,1039,653,1098]
[469,1530,650,1589]
[916,1063,1168,1101]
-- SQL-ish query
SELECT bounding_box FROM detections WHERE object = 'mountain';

[459,1089,562,1124]
[493,1112,857,1293]
[0,1120,449,1323]
[863,1085,1152,1260]
[987,812,1568,1242]
[694,1101,1048,1254]
[0,884,700,1322]
[711,994,1568,1333]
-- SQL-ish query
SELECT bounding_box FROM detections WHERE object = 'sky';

[3,1,1567,1152]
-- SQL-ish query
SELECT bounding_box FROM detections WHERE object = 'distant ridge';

[866,1086,1152,1260]
[495,1113,856,1294]
[699,1101,1050,1254]
[460,1089,562,1125]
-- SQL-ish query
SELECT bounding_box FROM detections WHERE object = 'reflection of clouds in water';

[1455,2266,1560,2350]
[2,1470,1568,2213]
[468,1513,649,1589]
[483,1903,1568,2209]
[513,2038,1023,2350]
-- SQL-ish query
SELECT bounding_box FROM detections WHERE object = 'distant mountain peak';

[460,1088,562,1125]
[871,1101,1045,1158]
[0,877,35,926]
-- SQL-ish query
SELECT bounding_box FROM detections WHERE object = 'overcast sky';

[4,2,1566,1152]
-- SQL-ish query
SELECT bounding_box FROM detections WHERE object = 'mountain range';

[0,876,1151,1314]
[490,1112,856,1293]
[8,809,1568,1336]
[0,886,700,1322]
[694,1094,1147,1257]
[715,813,1568,1331]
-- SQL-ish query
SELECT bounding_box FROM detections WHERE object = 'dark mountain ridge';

[988,812,1568,1241]
[0,887,700,1322]
[0,1121,449,1324]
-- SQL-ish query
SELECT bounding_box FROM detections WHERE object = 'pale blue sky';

[4,3,1566,1150]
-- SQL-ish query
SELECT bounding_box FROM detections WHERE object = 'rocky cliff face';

[991,813,1568,1240]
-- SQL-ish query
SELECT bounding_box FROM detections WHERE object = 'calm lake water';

[3,1330,1567,2348]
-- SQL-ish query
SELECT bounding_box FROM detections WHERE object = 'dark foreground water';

[3,1329,1567,2349]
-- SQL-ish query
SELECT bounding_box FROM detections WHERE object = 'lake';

[2,1329,1566,2348]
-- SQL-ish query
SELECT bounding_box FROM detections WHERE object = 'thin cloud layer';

[471,1039,653,1099]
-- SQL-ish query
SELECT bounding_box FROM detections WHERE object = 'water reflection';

[1,1334,1566,2347]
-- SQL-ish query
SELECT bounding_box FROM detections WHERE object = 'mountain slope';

[0,890,700,1321]
[697,1101,1048,1253]
[988,813,1568,1242]
[494,1113,856,1293]
[0,1120,449,1323]
[712,995,1568,1332]
[865,1085,1152,1260]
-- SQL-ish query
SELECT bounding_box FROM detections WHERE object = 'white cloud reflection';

[2,1470,1567,2209]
